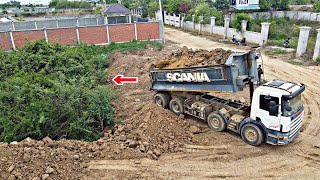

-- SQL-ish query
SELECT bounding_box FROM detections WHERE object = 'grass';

[265,49,289,56]
[287,60,303,65]
[107,40,164,54]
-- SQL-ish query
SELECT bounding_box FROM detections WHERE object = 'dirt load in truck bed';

[154,46,233,69]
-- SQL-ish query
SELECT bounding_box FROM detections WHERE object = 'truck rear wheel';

[241,124,264,146]
[207,112,226,132]
[169,98,184,115]
[154,93,170,109]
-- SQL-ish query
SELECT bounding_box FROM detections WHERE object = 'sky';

[0,0,51,5]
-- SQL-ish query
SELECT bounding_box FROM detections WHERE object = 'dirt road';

[87,28,320,179]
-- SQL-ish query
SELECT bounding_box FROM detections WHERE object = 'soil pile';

[155,47,234,69]
[112,102,195,159]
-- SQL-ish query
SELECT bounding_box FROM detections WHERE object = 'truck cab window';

[260,95,279,113]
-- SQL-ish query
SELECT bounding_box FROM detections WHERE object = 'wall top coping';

[299,26,311,30]
[210,17,216,19]
[261,22,271,25]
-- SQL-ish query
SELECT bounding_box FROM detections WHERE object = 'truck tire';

[207,112,226,132]
[241,123,264,146]
[154,93,170,109]
[169,98,184,115]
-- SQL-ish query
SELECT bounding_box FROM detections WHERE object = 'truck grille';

[289,112,303,139]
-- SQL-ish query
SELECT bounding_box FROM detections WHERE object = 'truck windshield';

[283,94,303,117]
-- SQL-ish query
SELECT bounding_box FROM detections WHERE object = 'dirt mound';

[155,47,233,69]
[112,102,195,159]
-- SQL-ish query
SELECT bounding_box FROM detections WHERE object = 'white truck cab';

[250,80,305,145]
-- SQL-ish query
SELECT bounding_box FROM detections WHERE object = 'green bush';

[231,13,253,32]
[0,41,114,142]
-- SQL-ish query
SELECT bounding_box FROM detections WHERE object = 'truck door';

[255,94,281,132]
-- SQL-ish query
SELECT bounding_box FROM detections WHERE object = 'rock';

[42,137,53,144]
[147,150,153,155]
[119,135,126,142]
[179,114,185,119]
[142,142,149,147]
[189,126,201,134]
[239,97,246,103]
[32,177,40,180]
[45,167,54,174]
[7,165,15,173]
[117,126,124,132]
[134,99,141,102]
[134,160,141,164]
[96,138,104,145]
[9,141,19,146]
[72,155,80,160]
[139,144,146,152]
[41,174,49,180]
[128,140,137,148]
[151,153,158,160]
[8,175,16,180]
[153,149,161,156]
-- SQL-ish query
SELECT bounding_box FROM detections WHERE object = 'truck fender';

[239,118,268,139]
[217,111,228,124]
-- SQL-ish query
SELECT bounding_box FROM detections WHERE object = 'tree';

[148,1,159,18]
[168,0,181,13]
[259,0,271,10]
[213,0,228,11]
[179,0,193,13]
[49,0,59,8]
[313,1,320,12]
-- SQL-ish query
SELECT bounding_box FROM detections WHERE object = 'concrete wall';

[0,22,161,51]
[0,17,107,32]
[244,11,320,22]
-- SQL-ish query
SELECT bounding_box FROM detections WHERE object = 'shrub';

[231,13,253,32]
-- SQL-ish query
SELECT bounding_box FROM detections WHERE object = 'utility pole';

[158,0,165,43]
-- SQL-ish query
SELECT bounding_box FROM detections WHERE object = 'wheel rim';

[245,128,258,142]
[155,97,163,107]
[172,101,180,112]
[210,117,220,129]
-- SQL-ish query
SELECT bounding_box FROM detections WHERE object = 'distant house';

[230,0,260,10]
[103,3,132,24]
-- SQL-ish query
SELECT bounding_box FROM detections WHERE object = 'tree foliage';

[313,1,320,12]
[231,13,253,32]
[213,0,228,11]
[49,0,92,9]
[179,0,193,14]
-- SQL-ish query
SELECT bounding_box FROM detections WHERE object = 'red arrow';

[112,75,138,85]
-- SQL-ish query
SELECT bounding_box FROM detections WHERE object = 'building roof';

[103,3,131,15]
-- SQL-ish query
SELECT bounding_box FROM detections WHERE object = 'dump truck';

[150,49,305,146]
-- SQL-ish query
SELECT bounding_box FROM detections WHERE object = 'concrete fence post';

[56,19,59,28]
[43,27,48,43]
[9,30,16,50]
[96,17,99,25]
[134,21,138,40]
[34,20,38,29]
[199,20,203,35]
[192,14,195,31]
[210,17,216,34]
[76,17,79,26]
[11,21,15,31]
[296,26,311,57]
[181,15,185,29]
[224,17,230,39]
[260,22,271,46]
[105,23,110,45]
[241,20,248,32]
[76,25,80,45]
[313,29,320,61]
[178,14,181,28]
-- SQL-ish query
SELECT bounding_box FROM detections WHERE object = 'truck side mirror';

[284,104,292,112]
[269,100,278,116]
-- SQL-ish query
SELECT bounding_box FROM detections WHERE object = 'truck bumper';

[265,128,301,145]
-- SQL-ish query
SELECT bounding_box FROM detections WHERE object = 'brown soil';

[154,46,233,69]
[1,28,320,179]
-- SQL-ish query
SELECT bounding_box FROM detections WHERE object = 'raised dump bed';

[150,48,259,92]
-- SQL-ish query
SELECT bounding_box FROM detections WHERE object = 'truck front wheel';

[207,112,227,132]
[154,93,170,108]
[169,98,184,115]
[241,124,264,146]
